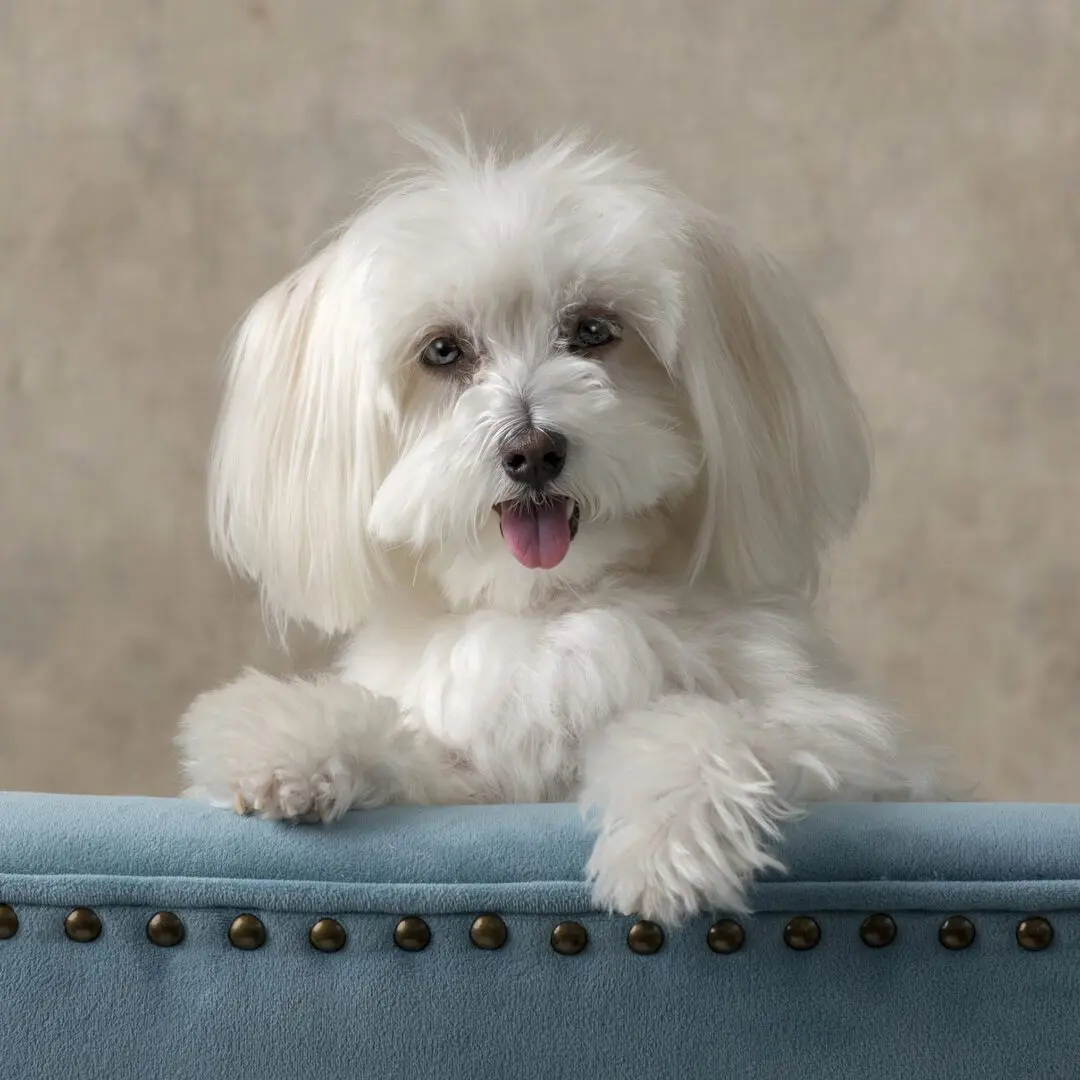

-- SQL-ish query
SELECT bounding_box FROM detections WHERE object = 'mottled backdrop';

[1,1,1077,797]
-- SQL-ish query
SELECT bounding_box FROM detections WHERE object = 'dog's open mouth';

[495,498,580,570]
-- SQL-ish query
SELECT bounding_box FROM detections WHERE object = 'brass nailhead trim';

[470,914,508,950]
[309,918,347,953]
[860,913,897,949]
[228,913,266,950]
[550,921,588,956]
[783,916,821,951]
[0,904,18,940]
[939,915,976,950]
[627,920,664,955]
[64,907,102,943]
[1017,916,1054,952]
[707,919,745,954]
[394,916,431,952]
[27,906,1059,954]
[146,911,185,948]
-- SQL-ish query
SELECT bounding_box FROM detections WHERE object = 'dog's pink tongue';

[499,503,571,570]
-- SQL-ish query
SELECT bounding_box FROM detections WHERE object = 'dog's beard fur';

[177,133,936,922]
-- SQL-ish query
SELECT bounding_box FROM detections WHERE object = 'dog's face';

[370,299,698,605]
[211,137,871,630]
[362,160,701,609]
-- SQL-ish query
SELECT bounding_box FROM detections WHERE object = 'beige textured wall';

[1,1,1077,799]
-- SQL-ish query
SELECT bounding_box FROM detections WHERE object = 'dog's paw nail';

[229,765,354,824]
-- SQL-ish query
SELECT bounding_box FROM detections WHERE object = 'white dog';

[177,133,933,922]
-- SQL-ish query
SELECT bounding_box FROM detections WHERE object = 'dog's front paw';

[586,814,780,923]
[586,828,723,923]
[177,669,401,823]
[583,698,794,923]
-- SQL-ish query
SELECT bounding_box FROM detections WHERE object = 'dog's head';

[211,134,870,630]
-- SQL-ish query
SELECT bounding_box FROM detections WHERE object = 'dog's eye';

[570,316,618,352]
[421,336,463,368]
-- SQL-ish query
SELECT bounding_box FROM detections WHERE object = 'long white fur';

[177,133,935,922]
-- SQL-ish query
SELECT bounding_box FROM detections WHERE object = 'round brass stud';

[939,915,976,951]
[470,913,508,950]
[394,916,431,952]
[146,911,185,948]
[309,917,347,953]
[228,913,266,951]
[783,916,821,951]
[0,904,18,940]
[64,907,102,943]
[860,913,897,949]
[707,919,745,954]
[627,920,665,955]
[550,921,589,956]
[1017,916,1054,952]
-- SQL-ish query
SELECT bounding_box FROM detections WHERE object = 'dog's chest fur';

[339,583,737,797]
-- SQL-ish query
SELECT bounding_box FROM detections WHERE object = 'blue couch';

[1,793,1076,1079]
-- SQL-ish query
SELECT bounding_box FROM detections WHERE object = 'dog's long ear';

[674,214,872,598]
[209,240,392,634]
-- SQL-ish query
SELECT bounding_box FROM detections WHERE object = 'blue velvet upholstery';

[1,794,1078,1079]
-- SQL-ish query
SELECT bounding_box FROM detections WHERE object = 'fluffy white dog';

[178,134,934,922]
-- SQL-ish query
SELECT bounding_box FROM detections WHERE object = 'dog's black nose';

[500,430,568,489]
